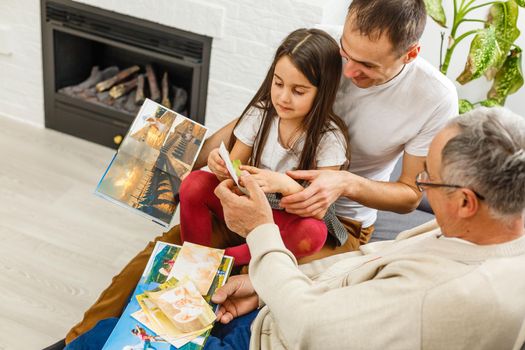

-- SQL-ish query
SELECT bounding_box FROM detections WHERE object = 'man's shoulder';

[408,57,457,98]
[420,254,525,348]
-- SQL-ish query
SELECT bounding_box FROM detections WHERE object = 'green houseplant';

[424,0,524,113]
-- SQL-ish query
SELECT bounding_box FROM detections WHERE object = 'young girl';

[179,28,350,265]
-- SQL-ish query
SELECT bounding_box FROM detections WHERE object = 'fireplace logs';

[58,64,188,116]
[109,77,138,99]
[95,65,140,92]
[161,72,171,109]
[136,74,146,105]
[145,64,160,102]
[172,86,188,114]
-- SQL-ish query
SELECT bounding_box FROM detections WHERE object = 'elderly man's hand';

[211,275,259,324]
[214,174,274,237]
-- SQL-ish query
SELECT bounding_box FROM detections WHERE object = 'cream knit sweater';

[246,220,525,349]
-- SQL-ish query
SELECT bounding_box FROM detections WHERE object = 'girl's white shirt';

[233,107,347,173]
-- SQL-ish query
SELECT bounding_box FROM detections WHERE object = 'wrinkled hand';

[211,275,259,324]
[214,175,274,237]
[208,148,230,181]
[240,165,302,195]
[280,169,348,218]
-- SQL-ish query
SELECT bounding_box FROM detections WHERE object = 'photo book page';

[95,98,208,226]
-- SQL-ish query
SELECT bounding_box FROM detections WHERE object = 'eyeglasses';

[415,170,485,200]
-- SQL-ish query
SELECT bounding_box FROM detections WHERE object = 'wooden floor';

[0,116,173,349]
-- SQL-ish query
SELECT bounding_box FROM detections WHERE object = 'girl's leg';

[179,170,224,246]
[224,210,327,266]
[224,244,252,267]
[272,210,327,259]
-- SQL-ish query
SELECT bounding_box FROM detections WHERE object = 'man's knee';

[155,224,182,245]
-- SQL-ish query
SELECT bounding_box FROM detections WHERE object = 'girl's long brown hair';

[228,28,350,170]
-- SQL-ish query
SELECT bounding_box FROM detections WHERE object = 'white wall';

[0,1,44,127]
[0,0,523,132]
[0,0,336,131]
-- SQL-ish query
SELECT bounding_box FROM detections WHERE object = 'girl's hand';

[240,165,303,195]
[208,148,230,181]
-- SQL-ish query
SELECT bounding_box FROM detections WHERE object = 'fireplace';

[41,0,212,149]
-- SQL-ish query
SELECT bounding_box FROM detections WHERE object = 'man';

[205,0,457,252]
[208,107,525,349]
[64,0,457,343]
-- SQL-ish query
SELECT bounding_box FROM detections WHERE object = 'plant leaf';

[484,0,520,79]
[423,0,447,27]
[514,0,525,6]
[456,27,501,84]
[487,48,524,104]
[458,99,475,114]
[479,98,502,107]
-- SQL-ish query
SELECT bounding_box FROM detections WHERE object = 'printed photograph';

[169,242,225,295]
[95,99,207,226]
[96,151,178,225]
[146,279,216,334]
[102,242,233,350]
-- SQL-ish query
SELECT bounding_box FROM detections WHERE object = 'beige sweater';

[246,220,525,350]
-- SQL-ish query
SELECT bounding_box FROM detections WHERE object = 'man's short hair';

[347,0,427,54]
[441,107,525,219]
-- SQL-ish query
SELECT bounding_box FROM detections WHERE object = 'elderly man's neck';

[444,215,525,245]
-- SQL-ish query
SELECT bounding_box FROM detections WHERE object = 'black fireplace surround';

[41,0,212,149]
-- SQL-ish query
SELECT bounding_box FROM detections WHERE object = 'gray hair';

[441,107,525,218]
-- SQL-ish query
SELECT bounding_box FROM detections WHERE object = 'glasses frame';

[415,171,485,200]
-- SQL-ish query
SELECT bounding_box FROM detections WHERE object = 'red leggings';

[179,170,327,266]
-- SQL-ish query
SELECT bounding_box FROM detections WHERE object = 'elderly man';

[207,107,525,349]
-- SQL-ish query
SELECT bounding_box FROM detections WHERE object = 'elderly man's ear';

[457,189,480,218]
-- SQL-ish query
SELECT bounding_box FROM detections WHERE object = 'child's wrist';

[280,184,293,196]
[282,180,302,196]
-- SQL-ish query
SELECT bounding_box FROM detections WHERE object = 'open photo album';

[95,99,208,226]
[103,241,234,349]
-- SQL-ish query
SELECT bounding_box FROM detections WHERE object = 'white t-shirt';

[233,107,347,172]
[332,56,458,226]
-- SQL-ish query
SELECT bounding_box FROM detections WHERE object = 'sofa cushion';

[372,209,435,242]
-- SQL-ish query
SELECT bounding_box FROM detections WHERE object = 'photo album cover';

[103,241,234,350]
[95,98,208,226]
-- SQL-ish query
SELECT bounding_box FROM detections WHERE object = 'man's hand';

[240,165,303,196]
[208,148,230,181]
[214,175,274,237]
[280,169,350,218]
[211,275,259,324]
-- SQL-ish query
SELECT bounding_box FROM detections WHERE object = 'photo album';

[95,98,208,226]
[103,241,234,349]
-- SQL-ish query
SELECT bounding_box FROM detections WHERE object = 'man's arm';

[297,248,365,279]
[281,152,425,218]
[246,222,420,348]
[193,118,238,170]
